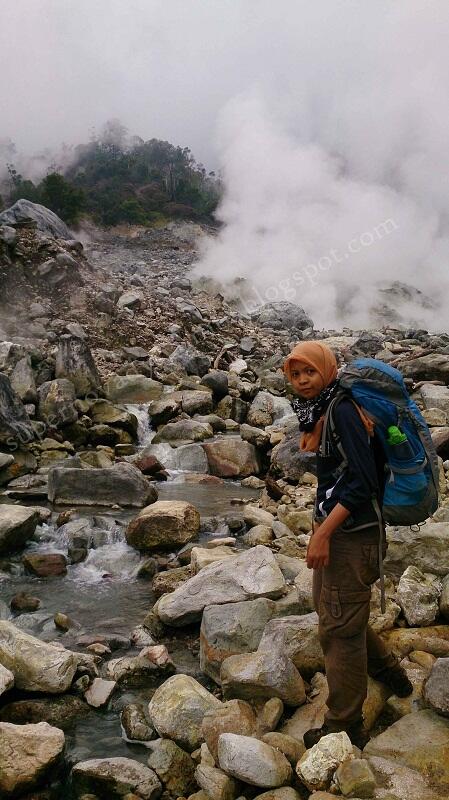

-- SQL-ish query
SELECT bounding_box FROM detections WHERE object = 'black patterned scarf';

[291,379,340,432]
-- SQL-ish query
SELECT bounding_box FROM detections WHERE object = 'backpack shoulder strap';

[321,391,362,471]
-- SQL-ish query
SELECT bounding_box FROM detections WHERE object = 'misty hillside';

[0,121,221,227]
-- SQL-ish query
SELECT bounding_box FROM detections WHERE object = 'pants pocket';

[319,586,371,639]
[361,544,380,585]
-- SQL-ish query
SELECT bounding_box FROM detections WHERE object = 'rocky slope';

[1,201,449,798]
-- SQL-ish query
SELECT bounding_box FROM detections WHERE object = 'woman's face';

[289,360,325,399]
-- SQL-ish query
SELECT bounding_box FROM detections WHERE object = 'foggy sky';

[3,1,449,328]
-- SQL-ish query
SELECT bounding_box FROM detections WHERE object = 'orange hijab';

[284,341,374,452]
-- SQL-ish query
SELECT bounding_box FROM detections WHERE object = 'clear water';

[0,406,261,778]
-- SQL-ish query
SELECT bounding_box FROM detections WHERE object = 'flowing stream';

[0,402,261,774]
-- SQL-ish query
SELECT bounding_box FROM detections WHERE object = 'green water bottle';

[387,425,413,458]
[387,425,407,445]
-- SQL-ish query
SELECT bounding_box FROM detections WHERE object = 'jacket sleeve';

[333,399,379,513]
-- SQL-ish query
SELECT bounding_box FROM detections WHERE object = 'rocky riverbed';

[1,200,449,799]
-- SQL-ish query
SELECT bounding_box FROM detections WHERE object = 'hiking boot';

[374,665,413,697]
[303,720,369,751]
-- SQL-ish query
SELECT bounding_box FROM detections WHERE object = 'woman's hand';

[306,527,330,569]
[306,504,351,569]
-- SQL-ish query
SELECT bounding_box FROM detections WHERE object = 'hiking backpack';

[321,357,440,526]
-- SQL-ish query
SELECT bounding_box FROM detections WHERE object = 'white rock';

[423,657,449,716]
[157,546,286,626]
[217,733,292,787]
[191,545,235,573]
[0,721,65,796]
[243,505,275,528]
[229,358,247,375]
[420,384,449,415]
[148,674,222,751]
[396,566,442,626]
[0,621,77,693]
[221,648,306,707]
[84,677,116,708]
[0,505,40,555]
[296,731,354,791]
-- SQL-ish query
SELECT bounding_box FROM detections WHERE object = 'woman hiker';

[283,340,413,750]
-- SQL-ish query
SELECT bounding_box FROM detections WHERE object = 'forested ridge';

[0,120,221,226]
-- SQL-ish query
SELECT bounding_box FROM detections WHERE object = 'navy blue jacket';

[315,397,385,530]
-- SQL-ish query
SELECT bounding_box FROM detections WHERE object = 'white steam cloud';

[194,3,449,331]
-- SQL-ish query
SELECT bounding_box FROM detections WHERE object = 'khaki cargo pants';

[312,524,397,726]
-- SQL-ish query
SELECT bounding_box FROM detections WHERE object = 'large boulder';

[251,302,313,331]
[0,199,73,239]
[296,732,353,792]
[147,739,196,797]
[420,384,449,415]
[396,566,442,626]
[89,399,137,436]
[148,674,222,751]
[0,372,34,446]
[200,598,277,682]
[0,622,77,693]
[48,462,157,507]
[126,500,200,552]
[334,757,376,798]
[423,657,449,716]
[216,395,248,423]
[152,419,213,444]
[401,354,449,383]
[202,439,262,477]
[104,374,163,403]
[432,426,449,458]
[217,732,292,787]
[37,378,78,427]
[71,757,162,799]
[55,335,101,397]
[247,391,295,428]
[201,699,257,763]
[0,721,65,797]
[367,756,440,800]
[117,289,143,309]
[281,672,329,743]
[281,672,389,743]
[169,344,211,376]
[384,524,449,577]
[270,426,316,481]
[10,356,37,404]
[194,764,238,800]
[0,448,38,487]
[221,648,306,706]
[0,505,40,555]
[381,625,449,659]
[191,545,235,572]
[201,369,229,399]
[181,389,213,415]
[364,709,449,795]
[157,546,286,626]
[258,614,324,678]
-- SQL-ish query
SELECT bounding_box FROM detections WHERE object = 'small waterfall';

[73,542,142,583]
[125,403,154,448]
[27,517,143,583]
